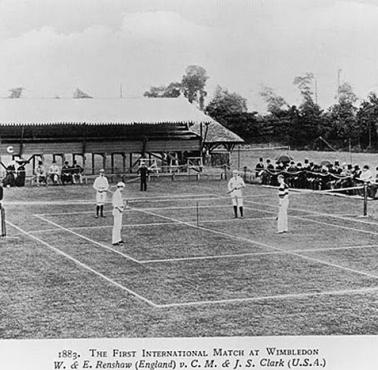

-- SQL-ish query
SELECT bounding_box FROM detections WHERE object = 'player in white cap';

[93,169,109,218]
[227,170,246,218]
[112,182,126,246]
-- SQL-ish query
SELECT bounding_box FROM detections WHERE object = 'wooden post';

[91,153,95,174]
[129,153,133,173]
[122,153,126,173]
[237,145,241,170]
[102,154,106,172]
[111,153,115,173]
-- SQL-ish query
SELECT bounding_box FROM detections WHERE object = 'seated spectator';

[3,161,16,187]
[35,161,47,185]
[303,159,310,170]
[15,162,26,187]
[61,161,73,185]
[358,165,377,198]
[266,159,274,171]
[331,161,342,175]
[71,160,84,184]
[48,161,60,185]
[286,161,298,187]
[255,157,264,177]
[261,159,274,185]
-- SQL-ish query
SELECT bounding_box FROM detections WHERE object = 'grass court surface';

[1,179,378,338]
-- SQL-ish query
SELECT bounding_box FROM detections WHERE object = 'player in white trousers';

[93,169,109,218]
[277,174,289,233]
[228,170,246,218]
[112,182,125,246]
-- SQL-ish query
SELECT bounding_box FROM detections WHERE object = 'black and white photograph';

[0,0,378,369]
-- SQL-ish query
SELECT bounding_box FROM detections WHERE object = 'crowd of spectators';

[255,157,378,198]
[2,161,26,187]
[35,160,84,186]
[2,159,84,187]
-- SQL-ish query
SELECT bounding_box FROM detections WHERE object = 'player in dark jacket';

[137,163,149,191]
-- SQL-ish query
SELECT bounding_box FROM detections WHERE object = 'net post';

[363,182,368,217]
[196,201,199,226]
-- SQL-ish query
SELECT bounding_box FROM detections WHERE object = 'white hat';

[232,170,238,174]
[99,169,105,172]
[117,182,125,187]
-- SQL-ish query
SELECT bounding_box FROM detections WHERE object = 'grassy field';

[1,176,378,338]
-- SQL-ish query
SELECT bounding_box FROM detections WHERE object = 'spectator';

[255,157,264,178]
[61,161,73,185]
[71,160,84,184]
[35,161,47,186]
[15,161,26,187]
[3,161,16,187]
[358,165,377,198]
[48,161,60,185]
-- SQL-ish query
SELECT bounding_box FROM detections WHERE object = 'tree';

[205,86,257,141]
[326,82,359,146]
[206,86,247,118]
[337,82,358,105]
[259,85,288,115]
[181,65,208,110]
[356,92,378,148]
[144,82,181,98]
[293,72,315,103]
[291,73,325,147]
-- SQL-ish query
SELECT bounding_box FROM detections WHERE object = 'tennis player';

[93,169,109,218]
[228,170,246,218]
[112,182,125,246]
[277,174,289,233]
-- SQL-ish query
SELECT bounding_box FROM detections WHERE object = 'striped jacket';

[278,183,289,198]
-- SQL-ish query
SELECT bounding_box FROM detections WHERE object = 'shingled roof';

[0,96,243,144]
[0,96,213,126]
[190,121,244,144]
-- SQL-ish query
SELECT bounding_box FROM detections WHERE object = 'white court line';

[6,193,218,208]
[133,207,378,281]
[5,220,157,308]
[28,221,178,233]
[140,244,378,264]
[126,193,217,201]
[243,199,378,237]
[246,184,378,227]
[28,216,276,234]
[157,286,378,308]
[35,214,142,264]
[38,204,231,216]
[8,216,378,308]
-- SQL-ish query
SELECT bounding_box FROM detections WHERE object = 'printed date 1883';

[57,350,80,360]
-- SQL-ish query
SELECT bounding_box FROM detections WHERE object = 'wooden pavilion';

[0,96,243,175]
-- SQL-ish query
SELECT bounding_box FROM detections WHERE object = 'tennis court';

[2,180,378,337]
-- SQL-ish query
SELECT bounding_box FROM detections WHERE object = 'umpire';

[138,162,149,191]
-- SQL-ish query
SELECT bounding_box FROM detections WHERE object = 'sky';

[1,0,378,112]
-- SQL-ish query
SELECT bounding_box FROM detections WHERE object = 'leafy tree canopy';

[206,86,247,118]
[259,85,288,115]
[144,82,181,98]
[181,65,208,110]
